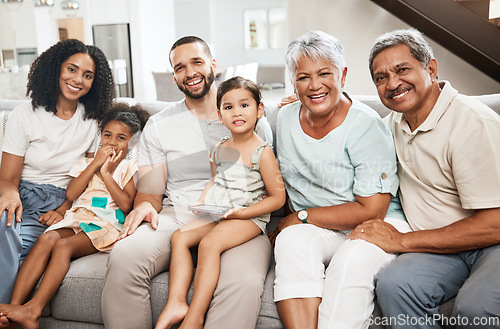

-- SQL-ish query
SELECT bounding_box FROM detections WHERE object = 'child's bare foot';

[0,313,12,329]
[0,318,17,329]
[154,301,189,329]
[0,304,40,329]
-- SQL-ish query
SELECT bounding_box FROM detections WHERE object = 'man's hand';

[278,94,299,108]
[39,210,64,226]
[268,212,302,246]
[348,219,404,254]
[118,201,159,240]
[0,192,23,227]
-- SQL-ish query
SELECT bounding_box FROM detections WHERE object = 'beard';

[176,69,215,100]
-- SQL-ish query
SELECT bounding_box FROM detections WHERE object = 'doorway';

[58,18,84,41]
[93,24,134,98]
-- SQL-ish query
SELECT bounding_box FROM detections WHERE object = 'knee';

[219,259,265,296]
[50,238,73,262]
[453,287,496,321]
[106,235,159,281]
[0,210,18,234]
[274,225,308,257]
[107,238,139,273]
[37,231,61,248]
[198,234,221,256]
[333,239,382,264]
[453,298,479,322]
[0,210,7,226]
[375,263,413,303]
[331,240,394,278]
[171,229,191,249]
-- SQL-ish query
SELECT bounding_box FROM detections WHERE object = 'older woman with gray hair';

[269,31,411,329]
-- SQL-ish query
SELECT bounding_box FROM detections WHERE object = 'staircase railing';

[370,0,500,82]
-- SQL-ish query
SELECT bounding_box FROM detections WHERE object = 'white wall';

[0,1,90,54]
[0,3,38,49]
[127,0,175,100]
[173,0,286,68]
[0,0,174,101]
[210,0,286,67]
[287,0,500,95]
[77,0,175,100]
[173,0,212,48]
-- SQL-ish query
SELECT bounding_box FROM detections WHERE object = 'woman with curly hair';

[0,38,115,307]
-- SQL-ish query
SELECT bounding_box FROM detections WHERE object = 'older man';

[350,29,500,328]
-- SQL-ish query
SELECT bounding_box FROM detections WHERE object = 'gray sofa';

[1,92,499,329]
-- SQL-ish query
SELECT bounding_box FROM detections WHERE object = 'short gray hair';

[285,31,346,82]
[368,29,434,79]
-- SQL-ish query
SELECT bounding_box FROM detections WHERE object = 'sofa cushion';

[49,253,108,324]
[0,110,11,161]
[0,99,29,112]
[256,262,284,329]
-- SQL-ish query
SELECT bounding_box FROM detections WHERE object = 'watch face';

[298,210,308,220]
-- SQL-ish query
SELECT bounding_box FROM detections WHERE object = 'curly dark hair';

[99,102,150,134]
[26,39,115,121]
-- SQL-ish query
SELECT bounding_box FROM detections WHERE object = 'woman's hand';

[268,212,302,246]
[39,210,64,226]
[0,191,23,226]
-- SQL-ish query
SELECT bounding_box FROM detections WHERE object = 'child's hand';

[39,210,64,226]
[94,145,115,168]
[189,200,204,215]
[223,207,244,219]
[101,149,123,176]
[190,200,204,207]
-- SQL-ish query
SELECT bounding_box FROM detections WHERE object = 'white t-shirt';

[2,102,98,188]
[385,81,500,231]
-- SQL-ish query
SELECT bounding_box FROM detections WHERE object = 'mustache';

[385,85,412,99]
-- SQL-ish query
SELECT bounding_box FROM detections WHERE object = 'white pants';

[274,218,411,329]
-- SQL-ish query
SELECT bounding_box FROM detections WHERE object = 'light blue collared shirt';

[277,97,406,221]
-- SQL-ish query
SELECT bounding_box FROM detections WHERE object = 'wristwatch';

[297,209,309,224]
